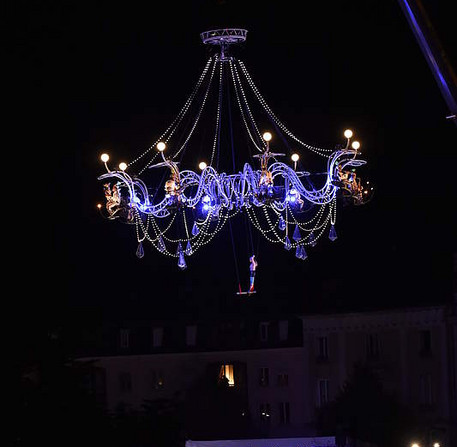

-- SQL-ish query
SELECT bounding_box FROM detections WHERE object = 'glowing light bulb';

[344,129,353,139]
[351,141,361,150]
[101,153,109,163]
[262,132,272,142]
[157,142,166,151]
[199,161,207,170]
[411,443,420,447]
[291,153,299,162]
[119,162,127,171]
[97,203,102,209]
[433,443,440,447]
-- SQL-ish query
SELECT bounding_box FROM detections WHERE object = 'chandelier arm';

[237,60,333,157]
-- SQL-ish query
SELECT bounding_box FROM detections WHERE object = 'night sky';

[12,0,456,330]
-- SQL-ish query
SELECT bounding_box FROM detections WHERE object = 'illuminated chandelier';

[97,29,372,269]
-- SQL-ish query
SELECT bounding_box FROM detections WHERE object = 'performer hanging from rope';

[249,254,258,293]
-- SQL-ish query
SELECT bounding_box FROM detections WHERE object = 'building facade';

[78,301,457,443]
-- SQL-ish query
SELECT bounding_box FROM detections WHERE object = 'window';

[259,367,269,386]
[279,320,289,341]
[119,372,132,393]
[366,333,380,359]
[259,322,269,342]
[420,373,433,405]
[277,372,289,387]
[279,401,290,424]
[317,336,328,360]
[186,325,197,346]
[259,403,271,422]
[219,364,235,387]
[119,329,130,349]
[419,330,432,356]
[152,327,163,348]
[317,379,329,407]
[151,370,164,390]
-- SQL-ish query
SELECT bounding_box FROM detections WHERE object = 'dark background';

[10,0,456,330]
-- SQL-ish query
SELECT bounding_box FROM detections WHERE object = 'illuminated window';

[120,329,130,349]
[219,364,235,386]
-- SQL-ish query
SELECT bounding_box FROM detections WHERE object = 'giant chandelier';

[97,29,372,269]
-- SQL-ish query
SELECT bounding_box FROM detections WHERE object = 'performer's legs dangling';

[249,271,256,292]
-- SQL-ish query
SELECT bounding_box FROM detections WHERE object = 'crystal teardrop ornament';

[136,241,144,259]
[157,235,166,253]
[329,224,338,241]
[185,240,193,256]
[293,225,301,241]
[284,236,292,251]
[191,222,199,236]
[278,216,286,231]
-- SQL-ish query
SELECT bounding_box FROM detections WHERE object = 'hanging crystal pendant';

[278,216,286,231]
[136,241,144,259]
[157,235,166,253]
[292,225,301,241]
[329,224,338,241]
[177,244,187,270]
[185,240,193,256]
[191,222,199,236]
[295,245,302,259]
[284,236,292,250]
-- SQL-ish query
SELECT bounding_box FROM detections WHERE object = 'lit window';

[317,379,329,407]
[259,367,269,386]
[120,329,130,349]
[219,364,235,386]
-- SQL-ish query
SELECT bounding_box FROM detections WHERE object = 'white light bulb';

[262,132,272,142]
[351,141,361,150]
[199,161,207,170]
[291,153,299,162]
[101,153,109,163]
[119,162,127,171]
[157,142,166,151]
[344,129,353,139]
